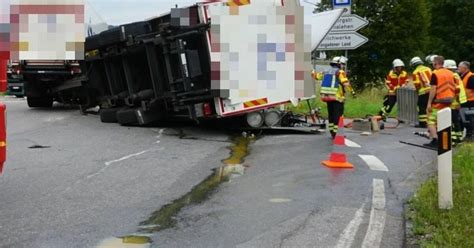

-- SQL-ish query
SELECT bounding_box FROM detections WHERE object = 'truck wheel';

[116,108,139,126]
[246,111,265,128]
[100,108,120,123]
[27,97,53,108]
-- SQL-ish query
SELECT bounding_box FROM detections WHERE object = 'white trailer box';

[199,1,343,117]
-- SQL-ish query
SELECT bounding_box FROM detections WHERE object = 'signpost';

[332,0,351,13]
[330,14,369,33]
[318,32,368,50]
[314,0,368,71]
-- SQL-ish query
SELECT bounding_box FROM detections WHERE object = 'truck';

[7,60,87,107]
[80,1,343,127]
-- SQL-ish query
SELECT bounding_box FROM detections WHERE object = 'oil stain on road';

[96,135,254,247]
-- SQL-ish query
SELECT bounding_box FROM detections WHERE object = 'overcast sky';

[87,0,321,25]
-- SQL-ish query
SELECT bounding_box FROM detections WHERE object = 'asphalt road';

[0,96,437,248]
[0,97,232,248]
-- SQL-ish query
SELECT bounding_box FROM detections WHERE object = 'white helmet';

[410,57,423,67]
[444,59,457,70]
[392,59,405,68]
[331,56,341,64]
[339,56,348,65]
[425,54,437,64]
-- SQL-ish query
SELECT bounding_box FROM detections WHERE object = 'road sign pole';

[437,108,453,210]
[344,50,348,71]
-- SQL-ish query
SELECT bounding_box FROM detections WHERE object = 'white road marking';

[359,155,389,172]
[86,150,149,180]
[362,179,386,248]
[335,204,366,248]
[345,139,361,148]
[269,198,292,203]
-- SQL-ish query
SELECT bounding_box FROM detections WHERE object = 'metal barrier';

[397,87,418,124]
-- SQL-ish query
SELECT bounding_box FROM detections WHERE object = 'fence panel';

[397,87,418,124]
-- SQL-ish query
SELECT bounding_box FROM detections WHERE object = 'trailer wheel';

[246,111,265,128]
[27,97,53,108]
[264,110,282,127]
[116,108,139,126]
[100,108,120,123]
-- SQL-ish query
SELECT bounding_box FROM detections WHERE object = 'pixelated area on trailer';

[207,2,313,109]
[1,0,85,60]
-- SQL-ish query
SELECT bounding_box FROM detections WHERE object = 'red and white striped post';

[437,108,453,209]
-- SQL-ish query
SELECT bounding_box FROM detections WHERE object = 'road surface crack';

[278,208,319,248]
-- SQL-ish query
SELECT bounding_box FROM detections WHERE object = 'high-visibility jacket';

[320,66,350,102]
[451,73,467,109]
[412,65,432,95]
[462,71,474,102]
[433,68,456,105]
[385,70,408,95]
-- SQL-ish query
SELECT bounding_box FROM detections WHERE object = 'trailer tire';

[116,108,139,126]
[27,96,53,108]
[100,108,120,123]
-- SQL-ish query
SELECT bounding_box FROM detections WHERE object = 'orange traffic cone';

[322,116,354,169]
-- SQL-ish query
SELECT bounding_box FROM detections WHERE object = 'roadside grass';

[408,143,474,247]
[289,87,397,119]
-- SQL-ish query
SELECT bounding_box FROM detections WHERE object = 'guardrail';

[397,87,418,124]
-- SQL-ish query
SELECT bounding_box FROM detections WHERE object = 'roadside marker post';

[437,108,453,209]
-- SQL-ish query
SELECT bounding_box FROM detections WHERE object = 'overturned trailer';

[80,1,342,126]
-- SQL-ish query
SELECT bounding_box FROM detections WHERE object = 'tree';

[316,0,431,90]
[427,0,474,63]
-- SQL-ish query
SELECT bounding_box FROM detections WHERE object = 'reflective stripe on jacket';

[385,70,408,95]
[433,68,456,104]
[462,71,474,102]
[412,65,432,95]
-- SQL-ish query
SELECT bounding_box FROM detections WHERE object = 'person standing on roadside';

[319,56,354,139]
[379,59,408,120]
[425,56,457,147]
[444,59,467,145]
[410,56,432,128]
[459,61,474,141]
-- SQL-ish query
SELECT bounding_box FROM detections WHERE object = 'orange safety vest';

[386,70,408,95]
[462,71,474,102]
[433,68,456,104]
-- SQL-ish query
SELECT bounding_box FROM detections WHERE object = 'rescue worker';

[425,54,437,68]
[410,57,432,128]
[339,56,348,71]
[320,56,354,139]
[459,61,474,140]
[444,59,467,145]
[379,59,408,120]
[425,56,457,147]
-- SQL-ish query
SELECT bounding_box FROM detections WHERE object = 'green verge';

[289,88,397,119]
[408,144,474,247]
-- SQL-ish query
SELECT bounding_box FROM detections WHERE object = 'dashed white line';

[345,139,361,148]
[86,150,149,180]
[335,204,366,248]
[359,155,389,172]
[362,178,386,248]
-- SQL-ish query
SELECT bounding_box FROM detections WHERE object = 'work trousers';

[379,95,397,116]
[451,109,464,143]
[462,103,474,139]
[327,101,344,138]
[418,93,429,126]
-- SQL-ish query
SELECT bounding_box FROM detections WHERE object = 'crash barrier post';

[0,60,7,93]
[397,87,418,124]
[322,116,354,169]
[437,108,453,209]
[0,102,5,174]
